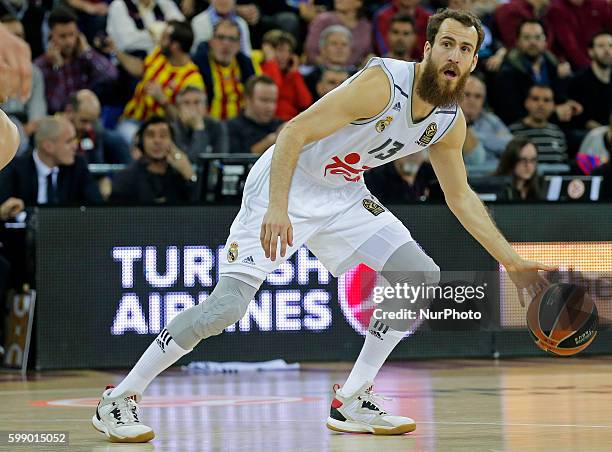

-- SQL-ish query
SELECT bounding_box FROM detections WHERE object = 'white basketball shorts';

[219,149,413,280]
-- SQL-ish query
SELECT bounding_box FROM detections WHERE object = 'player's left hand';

[505,259,557,307]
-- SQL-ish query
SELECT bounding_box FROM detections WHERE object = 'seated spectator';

[64,0,109,45]
[171,86,228,159]
[373,0,430,61]
[193,19,260,121]
[0,116,102,220]
[191,0,252,55]
[110,116,198,203]
[0,15,47,155]
[106,0,184,54]
[303,25,353,97]
[568,32,612,131]
[64,89,131,164]
[494,0,551,50]
[226,75,284,155]
[509,85,568,163]
[34,7,118,115]
[460,76,513,164]
[117,20,204,143]
[578,106,612,163]
[305,0,372,67]
[493,137,543,201]
[492,20,580,125]
[314,66,350,102]
[261,30,312,121]
[546,0,611,70]
[468,1,506,72]
[365,152,434,203]
[233,1,301,48]
[383,14,417,62]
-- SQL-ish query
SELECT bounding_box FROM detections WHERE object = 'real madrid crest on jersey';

[416,122,437,146]
[375,116,393,133]
[227,241,239,262]
[362,198,385,216]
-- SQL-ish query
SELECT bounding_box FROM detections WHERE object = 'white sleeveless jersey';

[295,57,460,187]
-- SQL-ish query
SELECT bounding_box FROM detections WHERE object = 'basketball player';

[0,23,32,170]
[93,9,553,441]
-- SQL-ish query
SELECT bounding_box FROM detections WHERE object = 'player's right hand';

[260,208,293,262]
[0,23,32,103]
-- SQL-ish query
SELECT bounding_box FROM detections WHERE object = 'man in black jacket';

[0,116,102,221]
[110,116,198,204]
[491,20,581,125]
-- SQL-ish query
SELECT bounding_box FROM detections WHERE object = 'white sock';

[340,321,406,397]
[111,328,192,398]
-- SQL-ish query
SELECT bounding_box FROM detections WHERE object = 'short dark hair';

[527,84,553,97]
[177,86,206,99]
[136,116,174,149]
[589,31,612,49]
[213,19,241,38]
[319,65,350,80]
[167,20,194,54]
[517,19,545,39]
[275,31,297,52]
[48,7,78,29]
[390,14,415,29]
[245,75,276,98]
[426,8,484,53]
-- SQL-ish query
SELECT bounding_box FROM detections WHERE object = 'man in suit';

[0,116,102,221]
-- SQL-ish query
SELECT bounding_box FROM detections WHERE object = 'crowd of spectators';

[0,0,611,214]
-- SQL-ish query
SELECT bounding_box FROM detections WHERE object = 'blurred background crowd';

[0,0,611,216]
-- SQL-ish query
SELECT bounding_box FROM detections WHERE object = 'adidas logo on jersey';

[392,102,401,111]
[242,256,255,265]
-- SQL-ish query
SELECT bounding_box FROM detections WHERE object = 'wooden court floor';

[1,358,612,452]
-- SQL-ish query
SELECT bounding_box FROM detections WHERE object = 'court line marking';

[1,419,610,430]
[418,421,612,429]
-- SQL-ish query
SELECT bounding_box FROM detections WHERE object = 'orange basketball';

[526,283,598,356]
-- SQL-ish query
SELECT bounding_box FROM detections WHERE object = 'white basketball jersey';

[295,57,460,187]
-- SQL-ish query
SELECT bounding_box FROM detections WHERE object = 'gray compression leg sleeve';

[374,241,441,331]
[166,275,261,350]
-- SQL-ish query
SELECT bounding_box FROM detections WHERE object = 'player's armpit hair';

[166,276,260,349]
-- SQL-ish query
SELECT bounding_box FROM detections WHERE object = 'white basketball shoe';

[326,382,416,435]
[92,385,155,443]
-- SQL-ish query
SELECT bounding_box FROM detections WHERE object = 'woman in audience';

[305,0,372,67]
[494,137,543,201]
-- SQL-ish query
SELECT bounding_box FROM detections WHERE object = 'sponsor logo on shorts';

[415,122,437,146]
[362,199,385,216]
[227,241,239,263]
[242,256,255,265]
[392,102,401,112]
[375,116,393,133]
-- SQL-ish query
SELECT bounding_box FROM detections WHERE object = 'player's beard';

[416,55,470,107]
